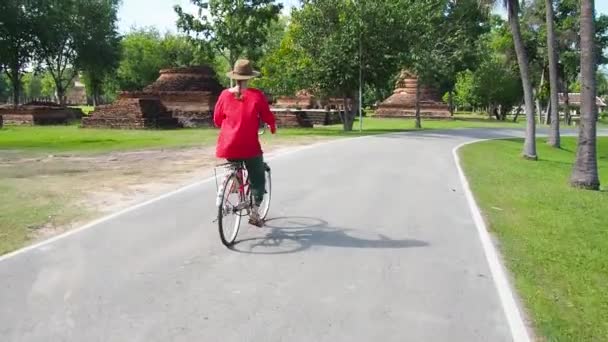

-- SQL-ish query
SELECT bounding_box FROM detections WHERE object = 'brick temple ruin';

[375,70,450,118]
[0,102,82,125]
[82,66,349,129]
[271,90,344,128]
[83,66,223,129]
[81,93,179,129]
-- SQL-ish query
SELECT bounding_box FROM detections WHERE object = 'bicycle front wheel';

[259,165,272,220]
[218,174,243,246]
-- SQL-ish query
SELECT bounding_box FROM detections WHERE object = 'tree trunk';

[415,81,422,129]
[513,105,522,122]
[448,90,454,117]
[570,0,599,190]
[492,105,500,120]
[546,0,561,148]
[92,90,99,107]
[57,86,66,106]
[535,68,545,124]
[500,106,508,121]
[10,68,20,108]
[508,0,537,160]
[564,80,572,125]
[544,98,551,125]
[342,96,354,131]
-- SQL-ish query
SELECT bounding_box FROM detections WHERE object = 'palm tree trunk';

[544,98,550,125]
[507,0,537,160]
[571,0,599,190]
[546,0,561,148]
[564,80,572,125]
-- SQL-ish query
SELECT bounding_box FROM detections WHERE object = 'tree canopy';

[175,0,282,66]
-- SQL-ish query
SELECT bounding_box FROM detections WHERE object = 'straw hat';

[226,59,260,80]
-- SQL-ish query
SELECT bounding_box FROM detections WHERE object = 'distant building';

[65,75,88,105]
[558,93,607,113]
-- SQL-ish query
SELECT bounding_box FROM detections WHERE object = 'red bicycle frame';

[235,168,251,201]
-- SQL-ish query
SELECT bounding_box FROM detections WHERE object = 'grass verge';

[460,137,608,341]
[0,117,523,154]
[0,177,87,255]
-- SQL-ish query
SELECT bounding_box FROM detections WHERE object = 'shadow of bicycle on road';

[230,217,428,255]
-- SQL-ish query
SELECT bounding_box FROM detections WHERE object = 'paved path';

[2,128,597,342]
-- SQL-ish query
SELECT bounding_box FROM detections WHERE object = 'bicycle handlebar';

[258,122,268,135]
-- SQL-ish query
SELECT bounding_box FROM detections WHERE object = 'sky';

[118,1,608,34]
[118,0,299,33]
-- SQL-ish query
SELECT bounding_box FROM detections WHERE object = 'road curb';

[452,140,532,342]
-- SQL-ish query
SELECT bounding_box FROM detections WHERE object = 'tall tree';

[289,0,406,131]
[402,0,446,129]
[570,0,599,190]
[0,0,37,106]
[406,0,489,128]
[34,0,80,105]
[33,0,121,105]
[481,0,537,159]
[253,22,314,97]
[545,0,560,147]
[554,0,608,125]
[116,29,212,91]
[77,0,121,106]
[290,0,362,131]
[175,0,282,67]
[437,0,490,117]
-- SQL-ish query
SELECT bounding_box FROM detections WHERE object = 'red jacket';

[214,88,277,159]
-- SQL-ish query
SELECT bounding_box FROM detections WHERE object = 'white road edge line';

[452,140,532,342]
[0,136,367,263]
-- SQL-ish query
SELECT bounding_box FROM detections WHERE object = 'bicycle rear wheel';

[259,164,272,220]
[218,174,243,246]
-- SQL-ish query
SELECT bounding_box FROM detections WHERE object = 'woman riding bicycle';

[214,59,276,227]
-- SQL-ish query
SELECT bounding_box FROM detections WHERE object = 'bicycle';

[214,125,272,247]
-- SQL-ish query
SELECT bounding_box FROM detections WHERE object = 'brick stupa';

[83,66,222,129]
[375,70,450,118]
[144,66,223,127]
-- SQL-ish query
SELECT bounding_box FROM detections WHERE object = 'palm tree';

[480,0,537,159]
[570,0,599,190]
[545,0,560,148]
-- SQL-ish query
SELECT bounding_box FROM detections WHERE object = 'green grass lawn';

[70,105,95,115]
[0,117,523,154]
[0,124,220,153]
[460,137,608,341]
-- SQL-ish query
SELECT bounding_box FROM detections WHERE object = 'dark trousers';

[228,155,266,206]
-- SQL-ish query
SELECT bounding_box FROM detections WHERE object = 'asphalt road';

[3,127,595,342]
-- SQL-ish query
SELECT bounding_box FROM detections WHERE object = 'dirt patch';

[0,136,331,247]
